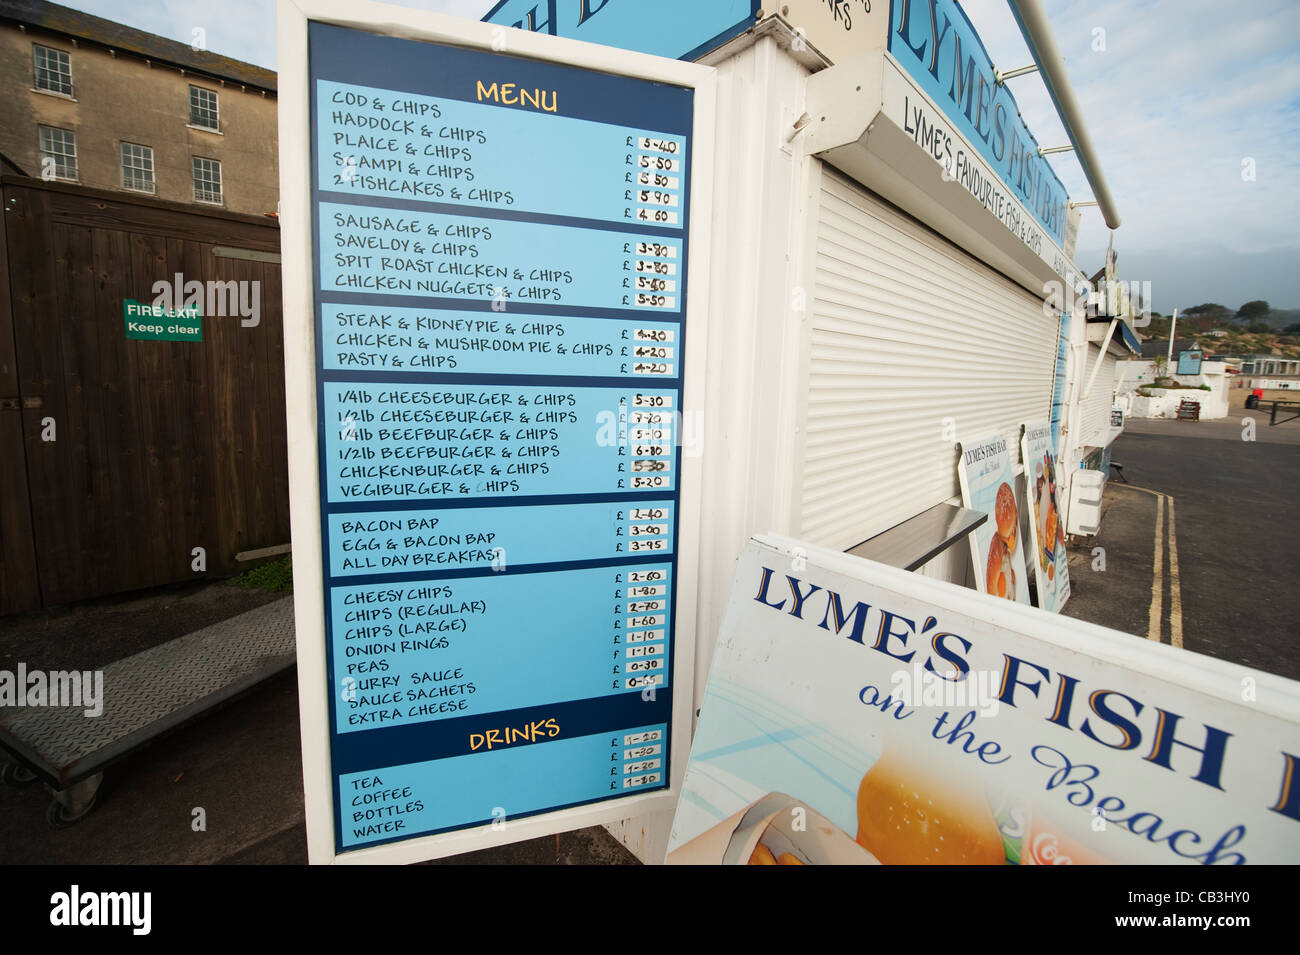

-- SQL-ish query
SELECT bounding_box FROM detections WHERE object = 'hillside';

[1139,314,1300,359]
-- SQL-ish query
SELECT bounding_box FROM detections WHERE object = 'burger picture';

[994,481,1018,556]
[986,530,1016,600]
[958,432,1034,607]
[984,482,1020,600]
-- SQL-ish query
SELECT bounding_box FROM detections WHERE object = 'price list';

[307,23,695,852]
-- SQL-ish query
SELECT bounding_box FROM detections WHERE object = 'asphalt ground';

[1063,407,1300,682]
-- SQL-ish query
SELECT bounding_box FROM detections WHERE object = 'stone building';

[0,0,278,216]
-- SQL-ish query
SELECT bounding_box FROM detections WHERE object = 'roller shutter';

[1079,348,1119,446]
[799,169,1060,549]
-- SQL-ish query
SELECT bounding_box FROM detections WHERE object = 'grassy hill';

[1140,314,1300,359]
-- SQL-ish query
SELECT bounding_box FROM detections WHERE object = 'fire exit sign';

[123,299,203,342]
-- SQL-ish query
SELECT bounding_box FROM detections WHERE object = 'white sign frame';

[1020,421,1071,614]
[669,535,1300,864]
[278,0,715,865]
[956,431,1031,606]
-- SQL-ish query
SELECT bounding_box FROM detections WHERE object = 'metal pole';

[1084,319,1118,400]
[1167,308,1178,370]
[1006,0,1122,229]
[997,63,1040,81]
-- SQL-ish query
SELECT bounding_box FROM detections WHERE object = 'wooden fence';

[0,176,288,614]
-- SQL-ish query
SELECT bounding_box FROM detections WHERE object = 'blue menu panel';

[308,23,693,853]
[331,565,674,734]
[339,723,669,848]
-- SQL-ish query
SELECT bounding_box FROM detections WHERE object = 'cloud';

[959,0,1300,306]
[1118,246,1300,315]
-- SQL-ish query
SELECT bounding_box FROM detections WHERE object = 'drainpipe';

[1006,0,1122,230]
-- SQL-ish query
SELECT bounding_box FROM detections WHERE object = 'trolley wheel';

[46,792,98,828]
[2,763,38,787]
[45,772,103,828]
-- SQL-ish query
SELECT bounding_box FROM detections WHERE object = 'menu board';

[304,21,698,855]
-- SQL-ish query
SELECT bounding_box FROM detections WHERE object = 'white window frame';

[33,44,74,97]
[120,142,156,194]
[189,85,220,131]
[38,125,78,182]
[192,156,223,204]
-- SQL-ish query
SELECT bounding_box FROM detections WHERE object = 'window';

[121,142,155,193]
[33,44,73,96]
[38,125,77,181]
[189,85,219,130]
[192,156,222,204]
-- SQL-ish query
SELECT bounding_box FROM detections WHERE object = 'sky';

[59,0,1300,313]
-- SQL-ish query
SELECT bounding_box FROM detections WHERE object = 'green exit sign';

[124,299,203,342]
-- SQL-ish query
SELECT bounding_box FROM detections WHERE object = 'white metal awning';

[802,49,1084,299]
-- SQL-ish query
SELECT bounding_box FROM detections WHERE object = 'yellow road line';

[1114,483,1181,646]
[1167,497,1183,649]
[1147,493,1165,642]
[1108,482,1164,499]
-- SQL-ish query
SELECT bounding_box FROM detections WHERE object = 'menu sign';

[285,12,709,860]
[957,432,1031,606]
[1021,422,1070,613]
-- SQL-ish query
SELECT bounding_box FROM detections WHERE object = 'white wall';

[605,28,816,866]
[1117,359,1155,396]
[609,23,1070,862]
[1129,366,1230,419]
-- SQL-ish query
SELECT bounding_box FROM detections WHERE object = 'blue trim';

[327,552,675,589]
[1085,315,1141,356]
[326,491,678,515]
[334,693,673,775]
[483,0,762,26]
[678,14,759,63]
[319,369,681,389]
[318,188,684,238]
[1117,320,1141,356]
[481,0,760,62]
[318,290,682,321]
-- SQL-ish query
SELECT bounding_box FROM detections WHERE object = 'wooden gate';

[0,177,288,614]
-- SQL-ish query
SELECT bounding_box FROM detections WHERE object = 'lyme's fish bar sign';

[669,537,1300,865]
[888,0,1070,250]
[279,0,712,863]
